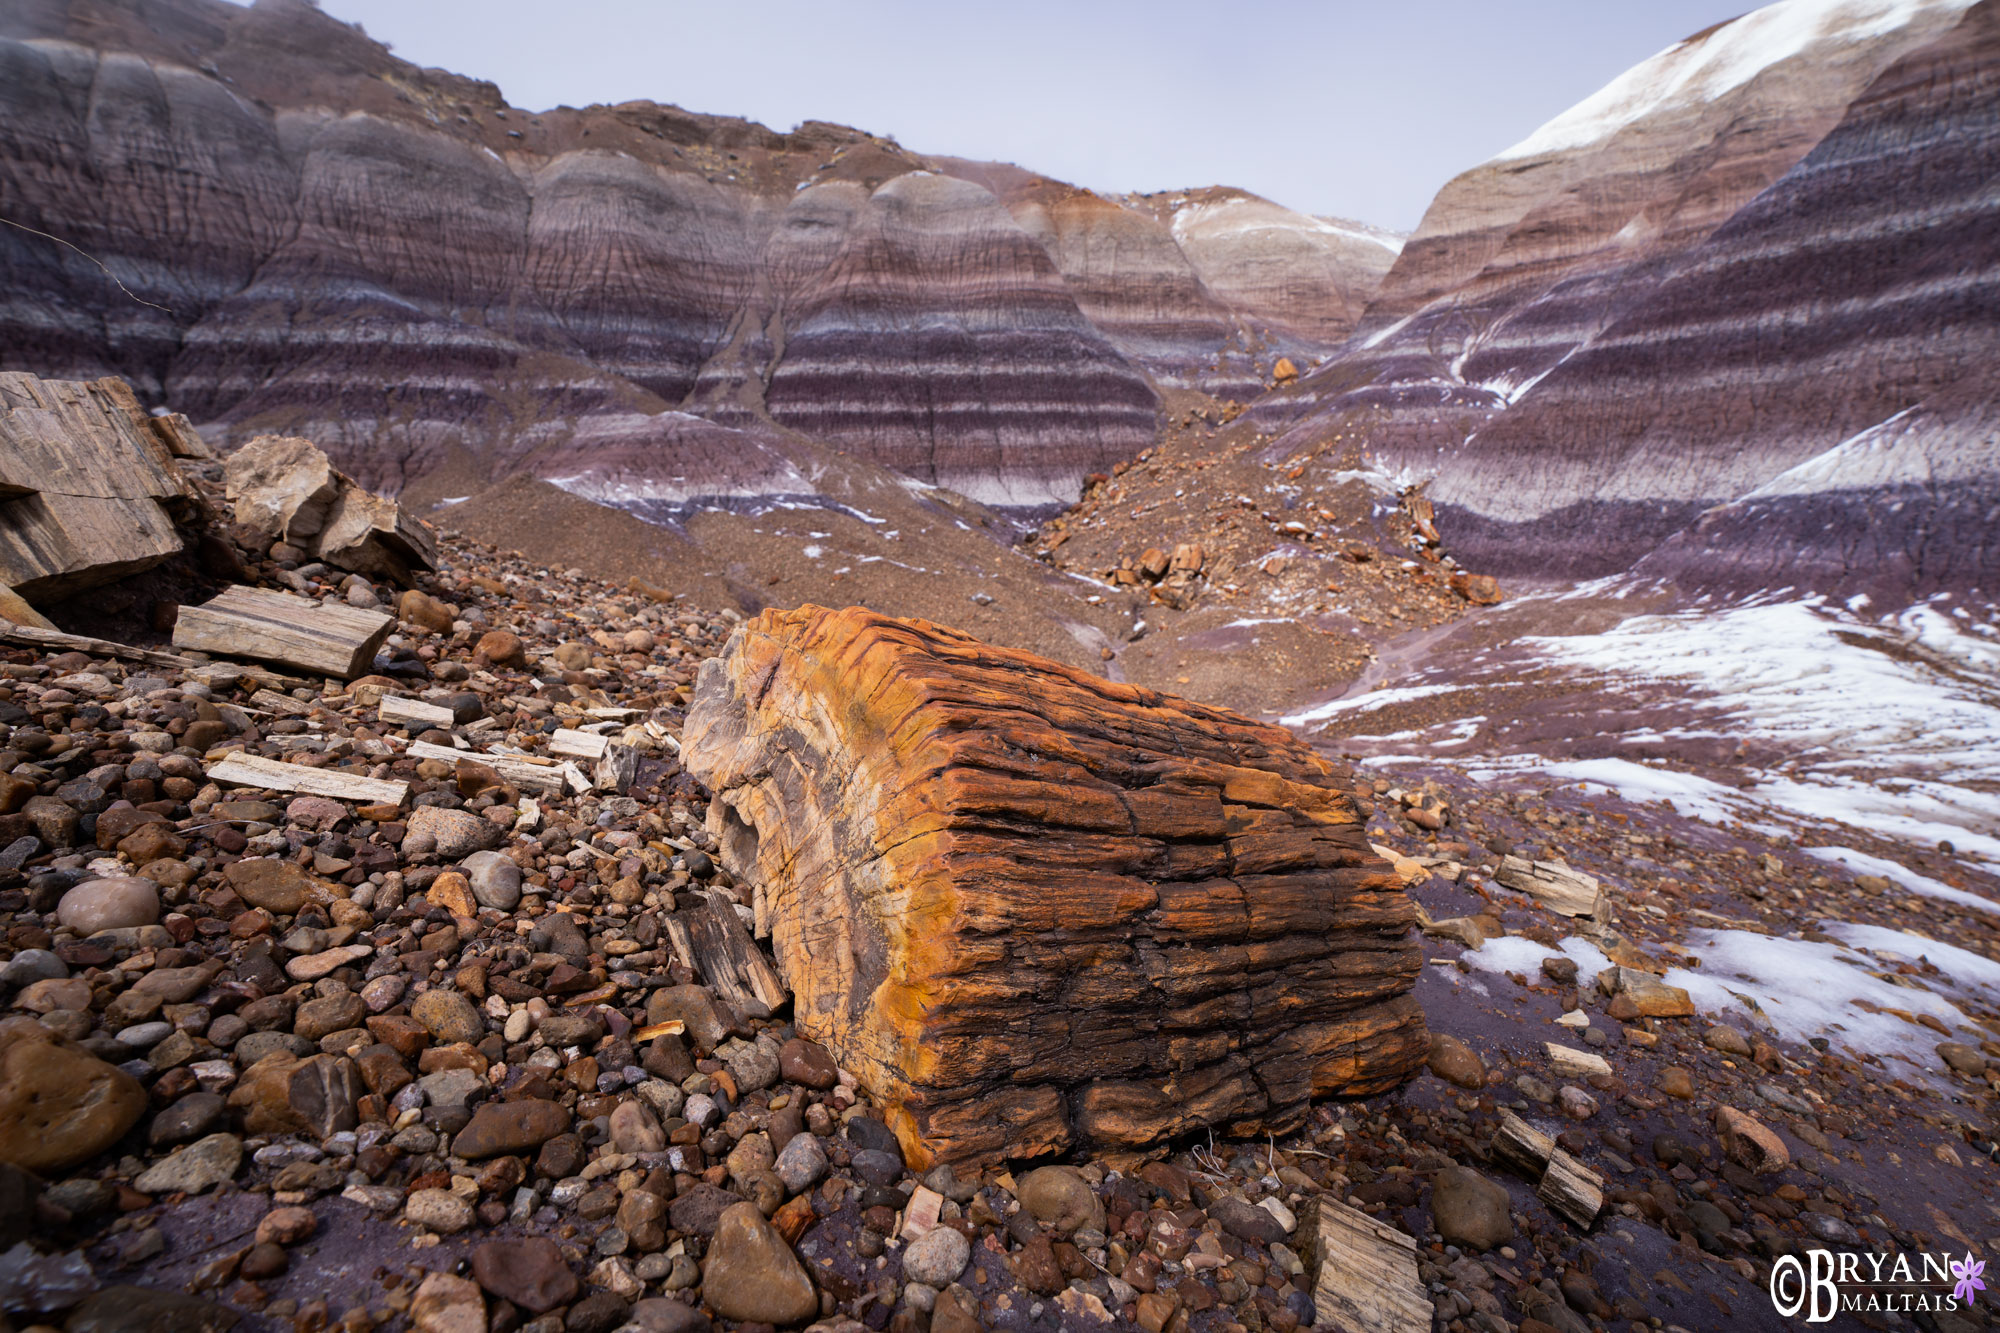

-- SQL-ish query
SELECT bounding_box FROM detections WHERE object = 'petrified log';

[204,753,409,807]
[683,605,1427,1167]
[0,373,198,602]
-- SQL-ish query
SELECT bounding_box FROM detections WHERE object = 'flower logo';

[1951,1254,1986,1304]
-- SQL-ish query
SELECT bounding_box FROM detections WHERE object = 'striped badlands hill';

[1251,0,1998,597]
[0,0,1393,514]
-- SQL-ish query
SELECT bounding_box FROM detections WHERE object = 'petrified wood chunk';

[173,585,393,679]
[683,605,1426,1167]
[0,373,198,602]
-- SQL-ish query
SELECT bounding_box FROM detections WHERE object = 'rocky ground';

[1025,393,1502,718]
[1,461,1997,1333]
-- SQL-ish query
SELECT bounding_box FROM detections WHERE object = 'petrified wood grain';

[1305,1196,1432,1333]
[172,585,392,679]
[683,604,1426,1167]
[0,373,195,602]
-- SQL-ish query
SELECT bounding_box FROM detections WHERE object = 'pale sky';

[296,0,1755,232]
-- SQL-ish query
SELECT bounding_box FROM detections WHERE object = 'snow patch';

[1804,846,1999,915]
[1281,683,1462,727]
[1462,935,1613,991]
[1666,923,1989,1069]
[1495,0,1975,162]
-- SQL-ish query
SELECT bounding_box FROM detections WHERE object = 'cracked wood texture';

[682,604,1426,1168]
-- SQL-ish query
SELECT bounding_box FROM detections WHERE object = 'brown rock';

[617,1188,669,1252]
[453,1098,570,1159]
[227,1053,361,1138]
[682,606,1427,1166]
[257,1206,318,1246]
[475,630,528,669]
[225,859,319,915]
[933,1285,982,1333]
[470,1236,578,1313]
[1657,1067,1695,1100]
[427,871,478,919]
[609,1099,667,1154]
[94,807,168,850]
[411,988,485,1044]
[1450,573,1504,605]
[410,1270,486,1333]
[1714,1106,1789,1173]
[700,1201,819,1326]
[1017,1165,1104,1235]
[0,773,34,815]
[1426,1033,1486,1089]
[407,806,503,857]
[1431,1165,1513,1251]
[55,876,159,933]
[778,1037,837,1090]
[294,993,367,1042]
[0,1017,147,1172]
[1599,966,1694,1018]
[1704,1025,1754,1057]
[1937,1041,1989,1077]
[366,1014,430,1059]
[1012,1234,1065,1295]
[400,590,456,634]
[117,823,186,865]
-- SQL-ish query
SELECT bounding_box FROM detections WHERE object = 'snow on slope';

[1742,402,2000,496]
[1495,0,1979,161]
[1514,597,2000,858]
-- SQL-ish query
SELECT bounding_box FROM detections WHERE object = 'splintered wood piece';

[1492,1110,1556,1178]
[1538,1148,1605,1229]
[1495,856,1604,918]
[664,895,790,1018]
[205,751,407,805]
[594,743,640,795]
[1544,1043,1612,1080]
[549,727,609,759]
[379,695,456,729]
[0,623,197,669]
[682,605,1427,1168]
[249,688,314,717]
[1307,1197,1431,1333]
[173,585,392,679]
[405,740,567,792]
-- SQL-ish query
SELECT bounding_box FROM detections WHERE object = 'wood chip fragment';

[1495,855,1604,917]
[1544,1042,1613,1080]
[205,751,407,805]
[379,694,456,729]
[1306,1196,1431,1333]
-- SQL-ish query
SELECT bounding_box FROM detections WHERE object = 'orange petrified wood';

[682,605,1426,1167]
